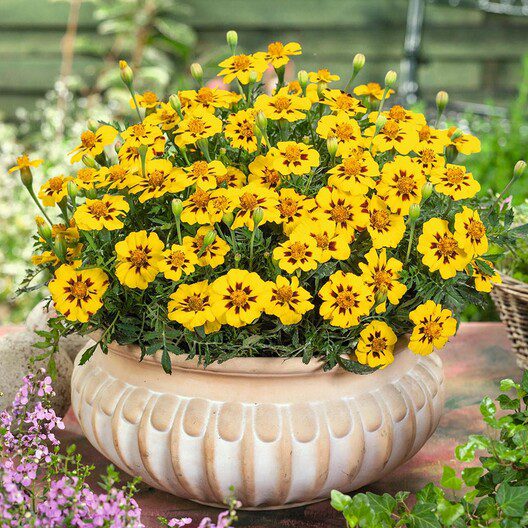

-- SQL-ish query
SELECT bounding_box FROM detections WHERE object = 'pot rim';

[88,331,412,375]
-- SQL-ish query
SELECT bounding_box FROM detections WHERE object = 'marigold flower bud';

[37,221,52,241]
[169,94,182,114]
[202,229,216,249]
[421,182,433,202]
[67,181,78,200]
[85,188,97,199]
[222,211,234,227]
[255,111,267,132]
[219,147,227,156]
[353,53,366,73]
[297,70,309,89]
[190,63,203,84]
[171,198,183,219]
[445,144,458,163]
[449,128,464,141]
[19,167,33,188]
[54,234,67,262]
[435,91,449,113]
[409,203,421,220]
[514,160,526,179]
[226,30,238,53]
[317,82,328,99]
[82,155,96,168]
[119,60,133,86]
[375,115,387,131]
[302,135,311,145]
[248,70,258,85]
[327,137,338,158]
[385,70,397,88]
[252,206,264,227]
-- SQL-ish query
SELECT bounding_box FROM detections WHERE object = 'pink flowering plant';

[0,370,238,527]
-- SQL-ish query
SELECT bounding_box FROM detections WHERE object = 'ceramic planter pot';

[71,339,444,510]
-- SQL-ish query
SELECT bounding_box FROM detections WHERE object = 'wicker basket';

[491,274,528,369]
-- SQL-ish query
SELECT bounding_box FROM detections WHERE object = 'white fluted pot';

[71,339,444,510]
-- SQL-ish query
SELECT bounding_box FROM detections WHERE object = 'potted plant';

[492,198,528,369]
[12,32,520,509]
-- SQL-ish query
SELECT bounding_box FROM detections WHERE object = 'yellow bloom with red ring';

[447,126,481,155]
[367,196,406,249]
[263,276,314,325]
[128,159,182,202]
[254,41,302,68]
[316,113,364,156]
[218,53,268,85]
[408,300,457,355]
[168,280,216,330]
[366,120,418,155]
[229,183,280,230]
[224,109,261,153]
[69,125,117,163]
[467,260,502,293]
[430,164,480,200]
[254,87,311,122]
[38,175,73,206]
[356,320,397,369]
[248,154,283,188]
[159,244,198,281]
[276,188,315,235]
[270,141,320,176]
[74,194,129,231]
[327,150,379,195]
[174,106,223,147]
[354,82,393,100]
[321,89,365,116]
[183,226,230,268]
[273,235,320,274]
[454,206,488,257]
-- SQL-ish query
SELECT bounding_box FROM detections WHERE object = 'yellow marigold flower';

[370,105,425,129]
[415,124,450,154]
[377,156,425,215]
[51,220,79,244]
[224,109,262,153]
[9,154,43,173]
[176,160,227,191]
[174,106,223,147]
[454,206,488,257]
[413,148,445,176]
[318,271,374,328]
[467,260,501,293]
[270,141,319,176]
[168,280,216,330]
[356,320,397,369]
[254,41,302,68]
[73,194,129,231]
[38,175,73,206]
[96,164,130,190]
[216,166,246,188]
[218,53,268,85]
[430,164,480,200]
[276,188,316,234]
[144,102,181,131]
[327,150,379,195]
[118,142,161,169]
[181,187,214,225]
[207,188,236,222]
[128,159,182,202]
[367,195,406,249]
[447,126,481,155]
[359,248,407,313]
[183,226,230,268]
[180,87,240,112]
[121,122,164,148]
[248,154,283,188]
[314,186,369,242]
[69,125,117,163]
[229,183,280,230]
[316,113,364,157]
[287,81,320,103]
[321,89,365,116]
[49,264,109,323]
[408,300,457,355]
[308,69,340,83]
[115,230,164,289]
[131,90,159,109]
[365,119,418,155]
[159,243,198,281]
[354,82,393,101]
[254,87,311,122]
[74,168,97,190]
[273,236,320,274]
[263,276,314,325]
[417,218,471,279]
[291,218,350,263]
[210,269,268,327]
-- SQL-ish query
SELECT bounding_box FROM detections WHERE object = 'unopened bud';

[253,125,263,141]
[302,135,311,145]
[114,141,122,154]
[327,137,338,158]
[445,144,458,163]
[375,115,387,131]
[421,182,433,202]
[513,160,526,179]
[37,219,52,241]
[252,206,264,228]
[255,111,267,132]
[171,198,183,219]
[226,30,238,53]
[218,147,227,156]
[435,91,449,113]
[82,155,97,168]
[190,63,203,84]
[409,203,421,220]
[222,211,234,227]
[449,128,464,141]
[384,70,397,88]
[317,82,328,99]
[202,229,216,249]
[19,167,33,188]
[87,119,99,132]
[54,234,67,262]
[119,60,133,86]
[234,253,242,265]
[297,70,309,90]
[67,181,78,200]
[353,53,365,73]
[85,188,97,199]
[169,94,182,114]
[248,70,258,85]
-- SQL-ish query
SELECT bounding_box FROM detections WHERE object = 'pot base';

[191,497,327,511]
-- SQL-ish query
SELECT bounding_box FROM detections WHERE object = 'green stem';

[249,226,258,270]
[405,221,416,263]
[25,185,54,224]
[129,88,143,121]
[175,219,182,245]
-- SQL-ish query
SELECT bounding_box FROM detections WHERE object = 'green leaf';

[436,498,464,526]
[497,394,520,410]
[330,490,351,512]
[441,466,462,491]
[496,483,528,517]
[161,349,172,374]
[500,379,520,392]
[365,492,397,519]
[409,502,441,528]
[461,467,483,487]
[455,435,489,461]
[79,344,97,365]
[521,371,528,393]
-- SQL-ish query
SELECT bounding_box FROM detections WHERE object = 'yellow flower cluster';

[18,34,502,372]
